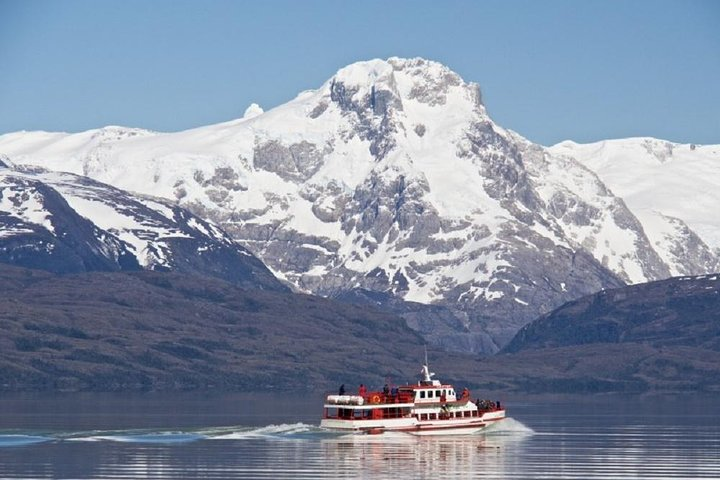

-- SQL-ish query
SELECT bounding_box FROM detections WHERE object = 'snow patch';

[243,103,264,119]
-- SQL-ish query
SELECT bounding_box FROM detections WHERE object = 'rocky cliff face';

[2,58,716,352]
[0,161,286,291]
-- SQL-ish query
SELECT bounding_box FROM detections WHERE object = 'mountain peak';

[332,57,461,84]
[326,57,483,112]
[332,58,396,86]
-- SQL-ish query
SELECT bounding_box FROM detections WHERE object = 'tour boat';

[320,362,505,435]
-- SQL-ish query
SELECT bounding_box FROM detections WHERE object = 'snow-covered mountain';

[550,138,720,277]
[0,157,286,291]
[1,57,716,352]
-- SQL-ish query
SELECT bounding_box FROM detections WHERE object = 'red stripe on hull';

[360,421,489,434]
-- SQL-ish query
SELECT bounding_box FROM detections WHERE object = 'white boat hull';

[321,410,505,436]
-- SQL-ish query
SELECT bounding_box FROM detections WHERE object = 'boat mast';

[421,345,435,384]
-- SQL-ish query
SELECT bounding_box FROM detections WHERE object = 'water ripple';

[0,406,718,479]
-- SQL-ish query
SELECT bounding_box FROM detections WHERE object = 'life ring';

[370,394,381,404]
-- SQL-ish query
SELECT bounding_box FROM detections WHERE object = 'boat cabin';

[400,385,458,403]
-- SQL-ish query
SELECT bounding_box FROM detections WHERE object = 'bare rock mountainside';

[2,57,719,353]
[0,159,285,292]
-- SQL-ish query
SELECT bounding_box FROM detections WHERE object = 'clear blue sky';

[1,0,718,145]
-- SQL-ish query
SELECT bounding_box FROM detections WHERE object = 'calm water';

[0,392,718,479]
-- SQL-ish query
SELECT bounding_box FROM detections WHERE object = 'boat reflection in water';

[321,421,532,477]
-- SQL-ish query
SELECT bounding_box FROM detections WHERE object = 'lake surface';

[0,392,718,479]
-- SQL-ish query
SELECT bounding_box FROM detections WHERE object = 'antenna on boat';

[421,345,435,384]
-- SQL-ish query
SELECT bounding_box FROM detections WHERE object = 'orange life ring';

[370,394,381,404]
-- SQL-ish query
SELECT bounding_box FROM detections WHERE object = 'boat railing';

[326,390,415,405]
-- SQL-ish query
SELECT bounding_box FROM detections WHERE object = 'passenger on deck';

[383,384,390,395]
[338,384,345,396]
[358,384,367,397]
[462,387,470,399]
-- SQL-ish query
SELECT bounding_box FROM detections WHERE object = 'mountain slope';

[2,263,717,393]
[503,273,720,353]
[471,274,720,393]
[0,264,475,392]
[0,161,285,291]
[550,139,720,276]
[3,58,715,352]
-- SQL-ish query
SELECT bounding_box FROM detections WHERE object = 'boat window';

[435,390,441,397]
[427,391,433,398]
[420,391,426,399]
[430,413,437,420]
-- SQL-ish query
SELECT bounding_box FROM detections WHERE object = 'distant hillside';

[471,275,720,393]
[504,274,720,353]
[3,264,718,394]
[0,264,473,392]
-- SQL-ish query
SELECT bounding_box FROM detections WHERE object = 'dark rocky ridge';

[464,274,720,393]
[503,274,720,353]
[0,175,140,273]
